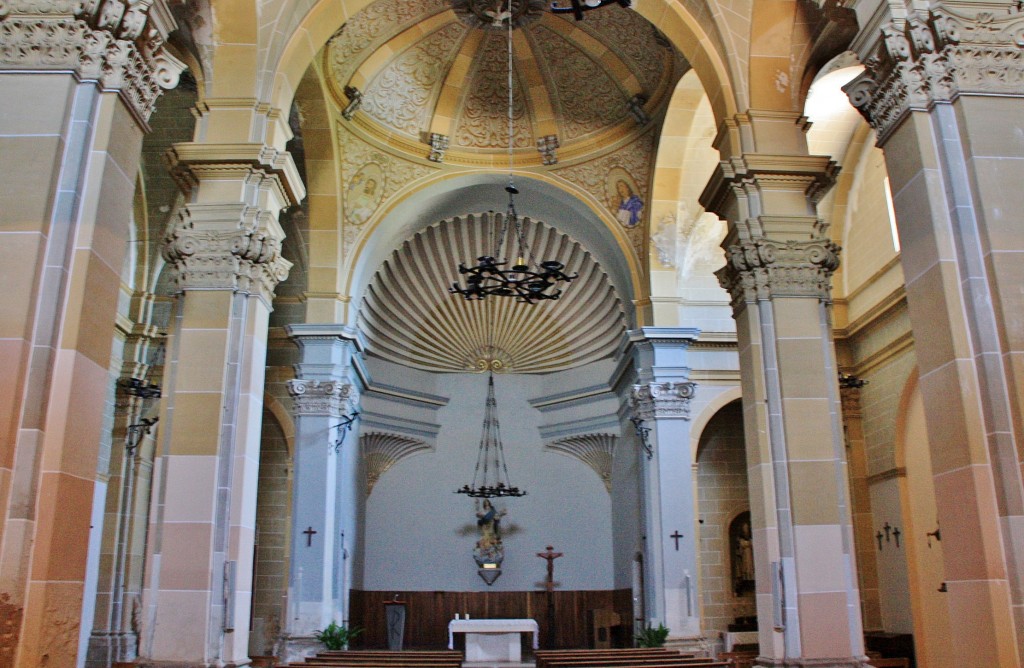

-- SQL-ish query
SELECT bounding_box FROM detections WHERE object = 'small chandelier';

[549,0,631,21]
[450,2,576,305]
[456,373,526,498]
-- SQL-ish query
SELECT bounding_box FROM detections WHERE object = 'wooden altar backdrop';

[349,589,633,650]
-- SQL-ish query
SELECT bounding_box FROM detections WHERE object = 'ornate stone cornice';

[845,7,1024,144]
[0,0,186,125]
[631,381,697,420]
[840,385,862,416]
[716,236,841,308]
[287,379,357,417]
[161,205,293,305]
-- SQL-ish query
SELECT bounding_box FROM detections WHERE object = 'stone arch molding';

[361,431,432,496]
[544,433,617,493]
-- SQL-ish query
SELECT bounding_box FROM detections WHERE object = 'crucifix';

[537,546,563,648]
[892,527,901,548]
[303,526,318,547]
[876,531,884,551]
[537,545,563,592]
[669,531,683,551]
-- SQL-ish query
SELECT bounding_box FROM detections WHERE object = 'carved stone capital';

[161,205,293,305]
[631,381,697,420]
[716,237,841,307]
[840,386,862,416]
[0,1,186,124]
[287,379,357,417]
[845,8,1024,143]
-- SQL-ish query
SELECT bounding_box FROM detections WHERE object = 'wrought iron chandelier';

[450,2,576,304]
[455,373,526,498]
[550,0,631,21]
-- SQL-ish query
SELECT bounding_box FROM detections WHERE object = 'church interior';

[2,0,1024,667]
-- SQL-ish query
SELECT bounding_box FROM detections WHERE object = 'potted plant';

[635,623,670,648]
[314,621,363,651]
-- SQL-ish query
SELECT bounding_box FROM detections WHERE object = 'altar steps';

[535,649,727,668]
[280,649,464,668]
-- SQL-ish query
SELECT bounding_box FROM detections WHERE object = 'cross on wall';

[303,526,318,547]
[669,531,683,551]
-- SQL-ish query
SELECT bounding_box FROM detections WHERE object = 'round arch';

[691,386,743,464]
[343,169,643,324]
[262,0,739,132]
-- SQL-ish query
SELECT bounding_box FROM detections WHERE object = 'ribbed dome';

[326,0,683,162]
[358,212,626,373]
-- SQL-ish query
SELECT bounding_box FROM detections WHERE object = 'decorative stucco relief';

[845,8,1024,143]
[545,434,616,493]
[361,22,466,137]
[552,131,655,259]
[287,379,357,417]
[557,6,672,94]
[716,235,841,307]
[453,30,533,149]
[529,24,629,141]
[327,0,449,87]
[0,0,185,122]
[632,381,697,420]
[361,432,431,496]
[338,123,436,255]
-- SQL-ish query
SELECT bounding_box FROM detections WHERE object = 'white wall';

[362,370,615,591]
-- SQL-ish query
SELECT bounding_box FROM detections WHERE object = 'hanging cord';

[504,3,529,267]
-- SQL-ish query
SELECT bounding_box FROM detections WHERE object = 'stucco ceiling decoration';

[325,1,684,162]
[361,432,432,496]
[359,212,626,373]
[545,434,617,493]
[452,0,546,29]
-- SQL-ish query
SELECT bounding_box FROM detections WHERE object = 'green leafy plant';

[314,621,362,651]
[635,623,670,648]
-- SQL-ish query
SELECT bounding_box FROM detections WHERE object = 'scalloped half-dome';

[359,212,626,373]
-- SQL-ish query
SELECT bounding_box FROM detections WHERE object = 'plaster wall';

[362,369,614,591]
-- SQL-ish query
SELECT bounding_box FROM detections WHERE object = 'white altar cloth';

[448,618,539,662]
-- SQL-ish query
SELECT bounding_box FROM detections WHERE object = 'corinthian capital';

[844,7,1024,143]
[716,236,840,307]
[0,0,186,124]
[631,381,697,420]
[161,205,293,305]
[287,379,357,417]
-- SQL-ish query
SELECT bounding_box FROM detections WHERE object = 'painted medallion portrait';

[346,162,385,226]
[605,167,644,228]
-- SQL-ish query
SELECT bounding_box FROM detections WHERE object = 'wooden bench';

[867,659,910,668]
[543,660,718,668]
[536,648,685,666]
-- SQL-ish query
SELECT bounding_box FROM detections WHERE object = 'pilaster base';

[277,635,325,664]
[86,632,138,668]
[754,657,870,668]
[665,636,710,656]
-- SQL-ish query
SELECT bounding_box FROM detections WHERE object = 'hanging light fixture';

[450,2,577,305]
[455,373,526,498]
[549,0,631,21]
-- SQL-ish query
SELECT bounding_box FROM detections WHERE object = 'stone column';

[630,328,703,649]
[281,325,365,662]
[845,6,1024,665]
[703,122,865,666]
[140,143,302,666]
[0,3,183,665]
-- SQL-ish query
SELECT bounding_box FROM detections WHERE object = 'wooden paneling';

[350,590,632,650]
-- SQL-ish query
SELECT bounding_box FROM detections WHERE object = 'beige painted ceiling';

[326,0,684,163]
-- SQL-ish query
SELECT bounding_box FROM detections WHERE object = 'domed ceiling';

[325,0,685,163]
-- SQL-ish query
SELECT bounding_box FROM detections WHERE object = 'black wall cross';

[303,526,318,547]
[669,531,683,551]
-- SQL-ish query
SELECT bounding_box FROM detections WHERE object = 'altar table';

[448,618,539,662]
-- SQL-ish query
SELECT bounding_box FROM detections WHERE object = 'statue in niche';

[730,511,755,596]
